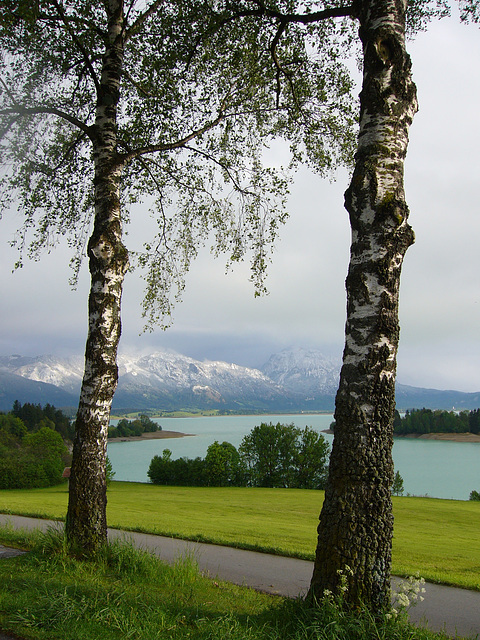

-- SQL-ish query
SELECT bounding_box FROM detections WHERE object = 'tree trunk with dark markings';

[66,0,128,554]
[308,0,417,610]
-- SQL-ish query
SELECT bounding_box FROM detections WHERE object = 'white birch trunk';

[308,0,417,610]
[66,0,128,553]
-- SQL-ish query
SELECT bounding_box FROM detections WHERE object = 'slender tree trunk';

[66,0,127,554]
[308,0,417,610]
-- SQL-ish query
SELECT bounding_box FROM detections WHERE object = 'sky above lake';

[1,13,479,393]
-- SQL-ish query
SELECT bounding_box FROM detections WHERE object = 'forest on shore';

[393,408,480,436]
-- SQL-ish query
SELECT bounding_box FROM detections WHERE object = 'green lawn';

[1,481,479,590]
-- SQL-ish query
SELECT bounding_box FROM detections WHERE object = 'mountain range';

[0,348,479,413]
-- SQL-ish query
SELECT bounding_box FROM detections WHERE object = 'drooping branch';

[121,67,157,98]
[270,18,288,107]
[51,131,90,172]
[185,1,355,71]
[219,1,355,30]
[117,109,229,164]
[183,144,256,197]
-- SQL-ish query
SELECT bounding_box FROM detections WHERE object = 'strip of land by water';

[395,432,480,442]
[108,430,193,443]
[323,429,480,442]
[111,430,480,444]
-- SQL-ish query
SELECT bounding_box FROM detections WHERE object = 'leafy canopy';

[0,0,357,328]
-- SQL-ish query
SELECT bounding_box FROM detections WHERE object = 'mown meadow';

[0,481,479,590]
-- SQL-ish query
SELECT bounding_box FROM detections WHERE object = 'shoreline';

[394,432,480,443]
[108,430,194,443]
[113,430,480,444]
[323,429,480,443]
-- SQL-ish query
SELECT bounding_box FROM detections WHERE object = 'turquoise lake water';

[107,414,480,501]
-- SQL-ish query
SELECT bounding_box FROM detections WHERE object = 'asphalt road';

[1,514,479,638]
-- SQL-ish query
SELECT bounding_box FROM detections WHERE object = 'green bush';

[148,423,330,489]
[0,425,70,489]
[239,423,330,489]
[148,449,207,486]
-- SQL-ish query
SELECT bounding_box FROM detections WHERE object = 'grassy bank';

[1,482,479,590]
[0,528,453,640]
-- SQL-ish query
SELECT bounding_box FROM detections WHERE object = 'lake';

[107,414,480,501]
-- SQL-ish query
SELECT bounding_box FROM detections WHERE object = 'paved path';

[1,514,479,638]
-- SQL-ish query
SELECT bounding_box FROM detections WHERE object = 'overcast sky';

[1,13,479,392]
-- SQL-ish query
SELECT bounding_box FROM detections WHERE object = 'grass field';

[0,481,479,591]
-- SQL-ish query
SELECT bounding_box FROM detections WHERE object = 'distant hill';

[0,348,479,413]
[395,383,480,412]
[260,348,480,411]
[0,369,78,411]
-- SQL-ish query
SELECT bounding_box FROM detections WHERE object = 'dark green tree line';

[11,400,75,440]
[394,408,480,435]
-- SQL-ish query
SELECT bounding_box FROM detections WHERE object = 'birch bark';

[308,0,417,609]
[65,0,128,553]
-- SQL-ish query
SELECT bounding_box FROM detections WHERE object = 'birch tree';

[0,0,453,606]
[221,0,445,610]
[0,1,353,554]
[295,0,417,609]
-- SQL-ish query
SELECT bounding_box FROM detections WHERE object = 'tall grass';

[0,527,456,640]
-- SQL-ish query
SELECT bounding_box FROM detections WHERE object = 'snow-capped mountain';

[261,347,340,396]
[1,348,479,412]
[0,354,84,394]
[113,351,298,411]
[0,351,302,412]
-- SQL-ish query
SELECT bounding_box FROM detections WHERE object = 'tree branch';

[0,105,94,139]
[124,0,164,42]
[135,155,172,254]
[185,2,354,71]
[52,131,90,172]
[121,68,157,97]
[268,18,305,112]
[218,2,354,30]
[49,0,101,94]
[270,19,287,108]
[183,144,255,197]
[118,109,228,164]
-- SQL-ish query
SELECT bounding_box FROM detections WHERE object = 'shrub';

[148,449,206,486]
[148,423,330,489]
[239,423,330,489]
[0,426,69,489]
